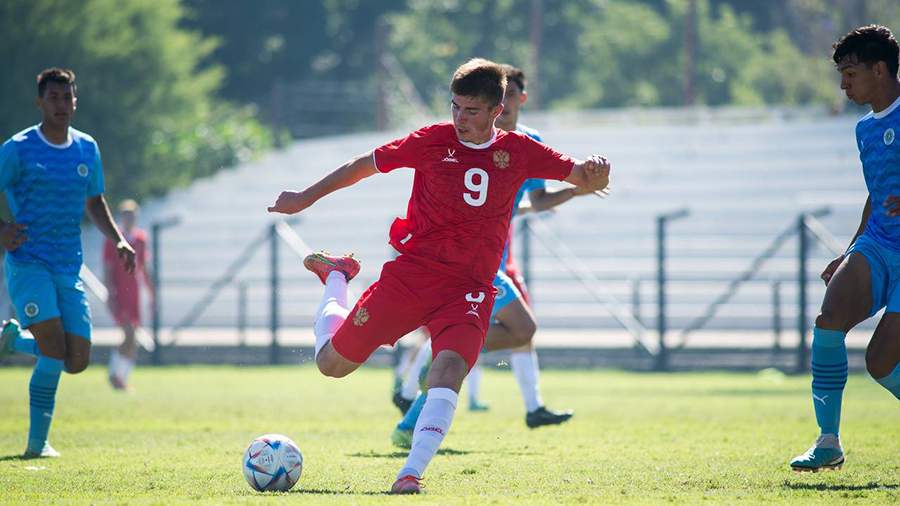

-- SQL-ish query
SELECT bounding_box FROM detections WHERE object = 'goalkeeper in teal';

[790,25,900,472]
[0,68,135,458]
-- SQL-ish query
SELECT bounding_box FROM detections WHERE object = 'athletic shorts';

[491,270,522,319]
[4,256,92,339]
[504,262,531,305]
[847,232,900,316]
[110,282,141,327]
[330,256,495,369]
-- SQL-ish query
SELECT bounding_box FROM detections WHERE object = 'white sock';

[401,339,432,400]
[510,350,543,412]
[313,271,349,357]
[120,356,135,382]
[467,363,483,405]
[108,349,122,377]
[397,387,457,479]
[395,346,416,378]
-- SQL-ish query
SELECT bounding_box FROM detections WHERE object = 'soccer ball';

[242,434,303,492]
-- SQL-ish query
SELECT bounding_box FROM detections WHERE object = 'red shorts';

[109,283,141,327]
[504,262,531,306]
[331,257,495,369]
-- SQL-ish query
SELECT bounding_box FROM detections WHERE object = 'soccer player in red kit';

[267,58,610,494]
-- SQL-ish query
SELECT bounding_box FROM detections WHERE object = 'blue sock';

[810,327,848,435]
[397,391,427,431]
[14,330,37,356]
[874,362,900,400]
[27,356,63,453]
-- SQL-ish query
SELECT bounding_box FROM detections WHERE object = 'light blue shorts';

[4,256,92,339]
[847,233,900,317]
[490,270,523,319]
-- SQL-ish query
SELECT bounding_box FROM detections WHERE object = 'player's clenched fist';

[268,191,311,215]
[581,155,610,192]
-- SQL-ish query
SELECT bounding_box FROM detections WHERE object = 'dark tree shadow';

[349,448,472,459]
[0,455,25,462]
[783,481,899,492]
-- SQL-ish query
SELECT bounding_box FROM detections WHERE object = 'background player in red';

[267,58,610,494]
[103,199,153,390]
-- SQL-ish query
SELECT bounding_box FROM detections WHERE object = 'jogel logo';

[885,128,895,146]
[24,302,39,318]
[493,150,510,169]
[77,163,89,177]
[353,307,370,326]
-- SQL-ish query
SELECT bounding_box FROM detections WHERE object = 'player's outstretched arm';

[267,151,378,215]
[822,196,871,285]
[87,195,136,274]
[564,155,610,194]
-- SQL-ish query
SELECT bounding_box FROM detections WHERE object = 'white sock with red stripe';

[466,363,483,405]
[397,387,457,479]
[313,271,349,357]
[401,339,432,400]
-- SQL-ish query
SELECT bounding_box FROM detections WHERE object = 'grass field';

[0,364,898,505]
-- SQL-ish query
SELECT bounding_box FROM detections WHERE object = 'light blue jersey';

[857,96,900,250]
[0,125,104,275]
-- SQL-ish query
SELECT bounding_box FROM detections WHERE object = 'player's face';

[497,82,527,132]
[36,82,77,130]
[120,210,136,230]
[451,94,503,144]
[837,57,879,105]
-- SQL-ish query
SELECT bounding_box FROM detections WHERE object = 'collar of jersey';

[35,124,73,149]
[873,93,900,120]
[457,128,498,150]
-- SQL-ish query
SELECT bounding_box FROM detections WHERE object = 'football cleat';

[0,319,21,359]
[23,443,61,459]
[390,475,422,494]
[526,406,574,429]
[392,391,413,415]
[391,427,413,449]
[468,400,490,412]
[790,436,844,472]
[303,252,360,285]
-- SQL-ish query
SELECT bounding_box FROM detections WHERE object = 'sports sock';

[401,340,432,400]
[510,350,543,412]
[313,271,349,357]
[120,356,135,383]
[810,327,848,436]
[397,391,427,431]
[27,356,64,454]
[14,328,37,356]
[874,361,900,400]
[397,387,457,479]
[109,349,122,377]
[395,346,415,379]
[466,363,483,406]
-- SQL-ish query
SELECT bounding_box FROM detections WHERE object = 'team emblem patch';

[24,302,39,318]
[885,128,895,146]
[493,150,510,169]
[496,284,507,300]
[76,163,89,177]
[353,307,370,327]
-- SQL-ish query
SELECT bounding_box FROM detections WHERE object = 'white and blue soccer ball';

[242,434,303,492]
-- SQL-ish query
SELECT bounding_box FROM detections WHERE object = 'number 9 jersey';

[374,122,573,285]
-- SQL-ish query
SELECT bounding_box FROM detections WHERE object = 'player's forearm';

[529,187,576,212]
[86,196,126,244]
[849,196,872,249]
[565,161,609,192]
[304,153,378,204]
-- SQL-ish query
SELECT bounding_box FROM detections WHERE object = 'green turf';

[0,365,897,504]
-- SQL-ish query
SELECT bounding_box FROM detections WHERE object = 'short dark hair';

[36,67,77,97]
[501,64,526,93]
[833,25,899,77]
[450,58,506,107]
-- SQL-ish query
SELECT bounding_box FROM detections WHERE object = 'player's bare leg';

[866,312,900,400]
[392,348,468,494]
[483,298,535,351]
[109,323,137,390]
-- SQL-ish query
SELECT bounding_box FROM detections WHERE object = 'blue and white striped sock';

[27,356,64,454]
[810,327,848,436]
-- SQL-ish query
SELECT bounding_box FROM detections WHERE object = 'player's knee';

[315,354,352,378]
[64,355,90,374]
[864,348,892,379]
[815,309,848,332]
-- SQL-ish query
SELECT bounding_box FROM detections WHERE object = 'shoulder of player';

[70,127,99,148]
[516,124,543,142]
[6,125,40,145]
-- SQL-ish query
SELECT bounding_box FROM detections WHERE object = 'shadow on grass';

[349,448,471,459]
[289,488,389,496]
[0,455,24,462]
[783,481,899,491]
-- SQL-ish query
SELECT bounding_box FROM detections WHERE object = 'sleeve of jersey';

[372,124,437,173]
[0,139,21,191]
[87,144,105,196]
[520,136,575,181]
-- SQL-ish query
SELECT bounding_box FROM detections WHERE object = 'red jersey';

[374,123,573,285]
[103,228,148,296]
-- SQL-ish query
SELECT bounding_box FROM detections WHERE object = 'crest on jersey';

[24,302,39,318]
[493,150,510,169]
[496,284,507,300]
[76,163,89,177]
[353,307,370,327]
[885,128,895,146]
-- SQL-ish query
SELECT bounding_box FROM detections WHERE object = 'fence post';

[632,277,642,324]
[520,216,533,289]
[655,209,689,371]
[796,215,810,373]
[150,217,179,365]
[772,279,782,353]
[238,281,248,347]
[269,223,280,365]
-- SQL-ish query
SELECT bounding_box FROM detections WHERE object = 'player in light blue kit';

[790,25,900,472]
[0,68,135,458]
[391,65,599,447]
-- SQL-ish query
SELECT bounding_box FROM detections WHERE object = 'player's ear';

[520,90,528,105]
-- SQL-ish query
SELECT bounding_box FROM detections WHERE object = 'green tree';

[0,0,272,203]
